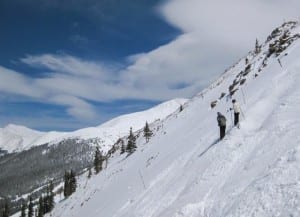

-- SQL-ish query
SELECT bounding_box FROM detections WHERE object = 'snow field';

[47,23,300,217]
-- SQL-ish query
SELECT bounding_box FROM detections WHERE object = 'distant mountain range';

[0,98,187,154]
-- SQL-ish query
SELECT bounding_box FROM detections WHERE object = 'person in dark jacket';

[217,112,226,140]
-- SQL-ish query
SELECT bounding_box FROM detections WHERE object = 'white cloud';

[118,0,300,100]
[49,95,97,120]
[21,54,111,79]
[161,0,300,39]
[181,1,299,53]
[0,65,100,121]
[0,66,45,98]
[1,0,300,125]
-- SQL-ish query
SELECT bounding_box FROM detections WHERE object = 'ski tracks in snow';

[167,63,300,217]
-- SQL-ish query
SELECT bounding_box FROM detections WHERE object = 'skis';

[198,122,242,158]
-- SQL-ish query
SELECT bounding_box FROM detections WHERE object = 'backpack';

[218,115,226,126]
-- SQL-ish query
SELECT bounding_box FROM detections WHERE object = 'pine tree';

[2,200,10,217]
[87,167,92,179]
[43,187,49,213]
[64,171,72,197]
[120,139,126,154]
[64,170,77,197]
[126,127,136,154]
[28,196,34,217]
[64,171,68,197]
[38,197,43,217]
[94,147,103,174]
[21,201,27,217]
[48,181,55,212]
[143,122,152,143]
[245,57,249,65]
[43,182,54,214]
[64,171,71,198]
[179,105,183,112]
[70,170,77,194]
[255,38,261,54]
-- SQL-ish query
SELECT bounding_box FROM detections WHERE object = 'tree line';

[1,121,155,216]
[120,122,153,155]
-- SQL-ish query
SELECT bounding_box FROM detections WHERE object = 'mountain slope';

[46,21,300,217]
[0,98,187,153]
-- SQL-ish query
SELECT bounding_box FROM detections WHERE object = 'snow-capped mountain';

[0,124,44,153]
[44,21,300,217]
[0,98,187,153]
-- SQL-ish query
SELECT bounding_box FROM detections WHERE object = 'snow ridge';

[0,98,187,153]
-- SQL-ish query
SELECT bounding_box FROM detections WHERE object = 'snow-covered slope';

[0,98,187,153]
[47,22,300,217]
[0,124,44,153]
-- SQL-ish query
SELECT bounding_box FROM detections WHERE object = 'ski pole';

[241,108,245,120]
[230,109,233,127]
[241,87,247,105]
[138,169,146,190]
[277,58,283,68]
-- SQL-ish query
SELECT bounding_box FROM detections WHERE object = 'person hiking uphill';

[230,99,241,127]
[217,112,226,140]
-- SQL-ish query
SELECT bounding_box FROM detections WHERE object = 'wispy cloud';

[0,66,45,98]
[1,52,197,122]
[21,54,109,78]
[49,95,97,120]
[1,0,300,128]
[0,62,102,121]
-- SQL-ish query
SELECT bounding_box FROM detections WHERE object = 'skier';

[230,99,241,127]
[217,112,226,140]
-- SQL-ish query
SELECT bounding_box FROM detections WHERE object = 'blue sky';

[0,0,179,64]
[0,0,299,131]
[0,0,180,131]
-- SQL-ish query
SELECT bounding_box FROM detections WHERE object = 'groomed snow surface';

[47,23,300,217]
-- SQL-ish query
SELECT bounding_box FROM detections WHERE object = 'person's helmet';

[232,99,236,103]
[217,112,221,116]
